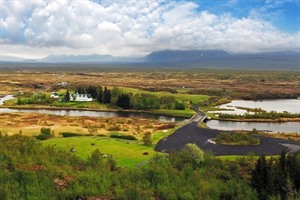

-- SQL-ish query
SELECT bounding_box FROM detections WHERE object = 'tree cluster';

[251,152,300,200]
[115,90,186,110]
[0,135,263,199]
[64,86,111,103]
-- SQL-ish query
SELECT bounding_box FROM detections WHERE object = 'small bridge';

[189,105,209,123]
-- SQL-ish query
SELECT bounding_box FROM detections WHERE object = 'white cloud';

[0,0,298,58]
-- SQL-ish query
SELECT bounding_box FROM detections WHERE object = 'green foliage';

[110,134,137,140]
[174,100,185,110]
[64,90,70,102]
[16,93,54,105]
[170,143,204,169]
[116,94,132,109]
[103,87,111,104]
[40,127,51,136]
[219,111,300,119]
[60,132,83,137]
[0,135,262,199]
[215,132,260,145]
[251,152,300,200]
[35,128,53,141]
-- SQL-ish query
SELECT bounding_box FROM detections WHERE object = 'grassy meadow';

[42,136,157,168]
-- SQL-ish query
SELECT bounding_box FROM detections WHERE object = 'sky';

[0,0,299,59]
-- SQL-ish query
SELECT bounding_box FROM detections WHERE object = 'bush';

[175,101,185,110]
[110,134,137,140]
[60,132,83,137]
[143,132,152,146]
[35,127,53,140]
[156,124,176,130]
[40,127,51,136]
[215,132,260,145]
[35,134,51,141]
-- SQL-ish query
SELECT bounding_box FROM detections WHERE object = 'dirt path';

[154,122,300,155]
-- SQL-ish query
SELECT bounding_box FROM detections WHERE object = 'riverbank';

[0,105,192,118]
[215,118,300,122]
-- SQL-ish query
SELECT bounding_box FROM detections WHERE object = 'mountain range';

[1,50,299,70]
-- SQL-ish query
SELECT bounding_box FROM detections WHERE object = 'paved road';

[155,122,300,155]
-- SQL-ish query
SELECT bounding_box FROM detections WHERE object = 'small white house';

[73,93,93,102]
[50,92,59,99]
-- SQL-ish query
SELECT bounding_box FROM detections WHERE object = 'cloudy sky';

[0,0,299,58]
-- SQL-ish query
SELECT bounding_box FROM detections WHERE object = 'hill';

[1,50,299,70]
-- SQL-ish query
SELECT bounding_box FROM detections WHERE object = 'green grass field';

[119,87,209,104]
[43,136,159,168]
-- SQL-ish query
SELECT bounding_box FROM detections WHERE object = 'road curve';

[154,122,300,155]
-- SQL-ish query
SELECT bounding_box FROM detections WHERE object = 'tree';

[103,87,111,104]
[87,85,98,99]
[175,101,185,110]
[116,94,131,109]
[97,86,103,103]
[251,155,268,200]
[287,153,300,191]
[111,87,122,104]
[90,149,103,168]
[170,143,204,170]
[64,90,70,102]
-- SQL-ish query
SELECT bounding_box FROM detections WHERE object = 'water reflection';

[206,120,300,133]
[213,99,300,115]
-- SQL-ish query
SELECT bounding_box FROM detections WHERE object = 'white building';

[73,93,93,102]
[50,92,59,99]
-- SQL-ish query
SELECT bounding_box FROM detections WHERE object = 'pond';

[209,99,300,115]
[206,120,300,133]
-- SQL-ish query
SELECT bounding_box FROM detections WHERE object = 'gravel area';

[155,122,300,155]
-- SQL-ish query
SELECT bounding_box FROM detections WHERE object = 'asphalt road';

[155,122,300,155]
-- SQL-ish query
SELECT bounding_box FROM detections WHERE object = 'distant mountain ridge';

[145,50,229,62]
[145,50,299,62]
[39,54,143,63]
[1,50,299,70]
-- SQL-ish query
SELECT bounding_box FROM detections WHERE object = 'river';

[1,95,299,132]
[0,95,186,122]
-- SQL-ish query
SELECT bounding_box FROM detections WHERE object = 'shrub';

[40,127,51,136]
[60,132,83,137]
[143,132,152,146]
[36,127,53,140]
[215,132,260,145]
[35,134,51,141]
[156,124,176,130]
[110,134,137,140]
[175,101,185,110]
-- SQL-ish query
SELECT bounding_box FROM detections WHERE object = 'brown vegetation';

[0,112,176,138]
[0,69,299,99]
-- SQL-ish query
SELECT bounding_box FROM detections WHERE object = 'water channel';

[0,95,299,132]
[0,95,186,122]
